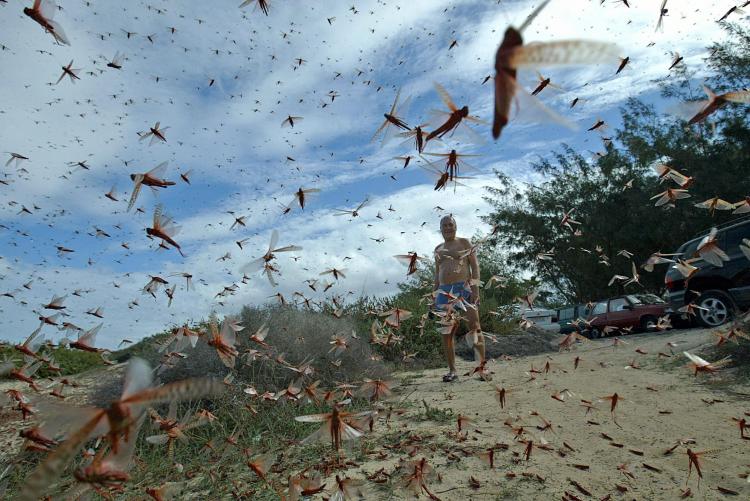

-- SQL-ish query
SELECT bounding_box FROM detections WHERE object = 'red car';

[583,294,672,338]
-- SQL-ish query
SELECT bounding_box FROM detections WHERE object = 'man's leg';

[466,308,485,363]
[442,332,457,374]
[436,297,458,378]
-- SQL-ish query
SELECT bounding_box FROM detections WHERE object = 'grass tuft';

[419,398,454,423]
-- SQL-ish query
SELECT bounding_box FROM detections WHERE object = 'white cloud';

[0,0,741,346]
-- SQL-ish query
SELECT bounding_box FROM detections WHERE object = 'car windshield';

[630,293,665,304]
[679,238,701,259]
[725,222,750,253]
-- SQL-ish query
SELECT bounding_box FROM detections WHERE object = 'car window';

[724,222,750,254]
[609,298,628,312]
[592,301,607,315]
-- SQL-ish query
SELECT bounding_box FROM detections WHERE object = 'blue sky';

[0,0,742,348]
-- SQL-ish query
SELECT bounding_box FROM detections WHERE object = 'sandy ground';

[352,327,750,500]
[0,363,125,466]
[1,328,748,500]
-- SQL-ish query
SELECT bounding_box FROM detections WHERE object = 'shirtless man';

[433,215,488,382]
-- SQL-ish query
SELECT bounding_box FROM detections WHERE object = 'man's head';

[440,215,457,241]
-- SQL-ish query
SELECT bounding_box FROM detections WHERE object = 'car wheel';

[640,315,657,332]
[587,328,601,339]
[696,290,734,328]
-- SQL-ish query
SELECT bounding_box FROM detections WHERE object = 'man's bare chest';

[436,242,470,264]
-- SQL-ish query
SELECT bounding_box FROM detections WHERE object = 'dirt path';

[355,327,750,500]
[2,330,748,500]
[0,363,125,466]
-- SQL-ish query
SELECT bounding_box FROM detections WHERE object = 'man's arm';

[433,247,441,291]
[466,240,480,303]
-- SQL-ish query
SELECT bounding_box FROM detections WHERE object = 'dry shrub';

[455,325,559,361]
[101,306,390,403]
[236,305,390,389]
[700,315,750,381]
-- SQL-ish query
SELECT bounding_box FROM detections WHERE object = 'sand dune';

[354,327,749,500]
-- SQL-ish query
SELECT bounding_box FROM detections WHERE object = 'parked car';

[583,294,672,338]
[664,217,750,327]
[557,304,591,334]
[520,308,560,332]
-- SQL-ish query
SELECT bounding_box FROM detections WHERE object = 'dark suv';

[664,217,750,327]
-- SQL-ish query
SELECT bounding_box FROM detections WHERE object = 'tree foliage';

[482,24,750,304]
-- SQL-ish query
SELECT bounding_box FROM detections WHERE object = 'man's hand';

[470,285,480,305]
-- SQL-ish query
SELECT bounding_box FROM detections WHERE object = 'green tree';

[482,23,750,304]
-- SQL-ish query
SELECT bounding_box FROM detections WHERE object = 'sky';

[0,0,744,348]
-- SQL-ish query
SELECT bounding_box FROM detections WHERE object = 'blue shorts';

[434,282,472,311]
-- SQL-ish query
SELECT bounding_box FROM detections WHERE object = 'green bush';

[111,329,174,363]
[4,381,377,500]
[0,344,104,378]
